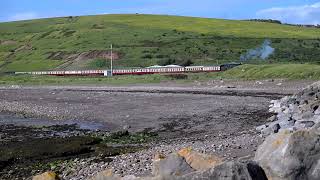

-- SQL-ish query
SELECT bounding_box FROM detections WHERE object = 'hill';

[0,14,320,72]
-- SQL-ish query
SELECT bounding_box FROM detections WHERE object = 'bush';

[178,59,194,66]
[164,74,188,80]
[155,54,165,58]
[91,59,107,68]
[142,54,153,59]
[158,58,175,66]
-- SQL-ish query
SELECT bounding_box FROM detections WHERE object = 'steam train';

[14,63,241,76]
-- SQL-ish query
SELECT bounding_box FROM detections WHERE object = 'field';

[1,14,320,73]
[0,64,319,85]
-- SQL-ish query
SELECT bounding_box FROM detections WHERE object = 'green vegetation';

[0,124,155,178]
[97,130,158,144]
[221,64,320,80]
[0,64,319,85]
[0,14,320,73]
[88,58,108,68]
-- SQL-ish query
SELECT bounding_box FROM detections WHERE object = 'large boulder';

[32,172,59,180]
[91,169,120,180]
[152,152,195,176]
[254,128,320,180]
[91,169,139,180]
[178,147,223,171]
[178,161,267,180]
[92,150,266,180]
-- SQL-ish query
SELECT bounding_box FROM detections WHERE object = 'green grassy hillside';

[0,14,320,72]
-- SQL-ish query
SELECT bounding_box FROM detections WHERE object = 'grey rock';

[276,113,291,122]
[278,119,295,129]
[261,126,274,136]
[267,115,277,122]
[272,124,281,133]
[259,81,320,135]
[300,121,315,128]
[178,161,267,180]
[256,124,267,132]
[301,111,314,120]
[254,129,320,180]
[152,153,195,176]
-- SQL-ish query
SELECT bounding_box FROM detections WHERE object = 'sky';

[1,0,320,24]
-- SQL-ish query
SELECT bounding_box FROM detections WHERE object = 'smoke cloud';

[240,39,275,61]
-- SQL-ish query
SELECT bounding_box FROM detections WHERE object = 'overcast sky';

[1,0,320,24]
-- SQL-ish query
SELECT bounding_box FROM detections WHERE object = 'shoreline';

[0,80,314,179]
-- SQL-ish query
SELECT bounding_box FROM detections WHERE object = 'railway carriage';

[14,64,239,76]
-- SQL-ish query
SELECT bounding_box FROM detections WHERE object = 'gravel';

[0,80,314,179]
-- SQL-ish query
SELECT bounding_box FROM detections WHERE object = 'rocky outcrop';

[257,81,320,136]
[90,148,267,180]
[152,152,195,176]
[177,147,223,171]
[254,127,320,180]
[91,160,266,180]
[32,171,59,180]
[178,161,267,180]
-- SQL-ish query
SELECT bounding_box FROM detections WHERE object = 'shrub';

[142,54,153,59]
[164,74,188,80]
[91,59,107,68]
[155,54,165,58]
[158,58,175,66]
[178,59,194,66]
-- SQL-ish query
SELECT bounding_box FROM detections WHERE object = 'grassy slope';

[222,64,320,80]
[1,64,319,85]
[1,14,320,72]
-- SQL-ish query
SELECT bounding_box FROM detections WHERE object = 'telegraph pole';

[110,44,113,76]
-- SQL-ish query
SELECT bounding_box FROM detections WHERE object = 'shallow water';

[0,113,111,131]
